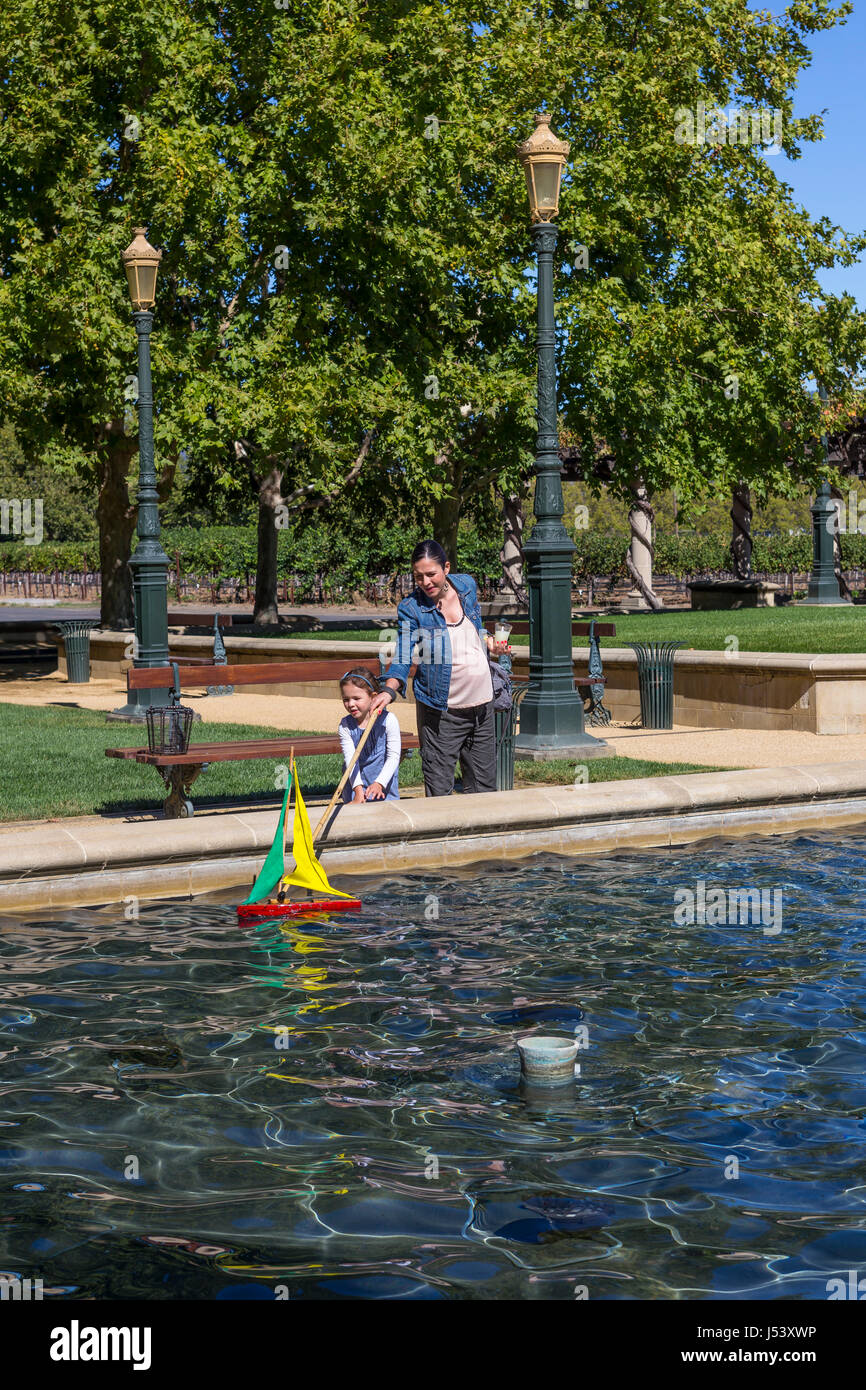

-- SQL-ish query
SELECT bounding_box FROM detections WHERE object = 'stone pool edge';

[3,760,866,913]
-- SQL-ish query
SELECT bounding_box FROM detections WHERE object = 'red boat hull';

[237,898,362,921]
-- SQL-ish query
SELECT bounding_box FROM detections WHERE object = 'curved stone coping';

[607,648,866,675]
[78,629,866,676]
[2,761,866,913]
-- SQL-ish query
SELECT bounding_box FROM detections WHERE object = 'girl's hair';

[411,538,449,569]
[339,666,381,694]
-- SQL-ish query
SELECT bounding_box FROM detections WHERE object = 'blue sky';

[775,1,866,308]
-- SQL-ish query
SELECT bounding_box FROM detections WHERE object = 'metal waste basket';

[495,680,529,791]
[57,620,100,683]
[627,641,684,729]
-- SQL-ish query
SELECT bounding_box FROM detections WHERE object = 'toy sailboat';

[237,756,361,920]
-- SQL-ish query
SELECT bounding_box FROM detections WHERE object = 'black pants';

[416,700,497,796]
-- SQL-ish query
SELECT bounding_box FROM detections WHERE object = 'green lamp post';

[802,383,845,606]
[513,113,609,760]
[108,227,171,721]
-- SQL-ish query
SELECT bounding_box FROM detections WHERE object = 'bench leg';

[584,624,613,727]
[586,683,613,727]
[158,763,207,818]
[579,682,613,728]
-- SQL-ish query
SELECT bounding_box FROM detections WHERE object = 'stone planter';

[688,580,780,609]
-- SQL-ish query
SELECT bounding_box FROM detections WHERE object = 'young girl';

[338,666,402,802]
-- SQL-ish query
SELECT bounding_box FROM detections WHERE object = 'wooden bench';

[488,619,616,727]
[106,660,419,818]
[165,611,234,628]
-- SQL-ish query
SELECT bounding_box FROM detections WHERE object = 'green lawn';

[278,603,866,654]
[0,705,355,821]
[0,704,725,821]
[512,755,734,785]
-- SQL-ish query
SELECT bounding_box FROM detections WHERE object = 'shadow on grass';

[96,784,341,819]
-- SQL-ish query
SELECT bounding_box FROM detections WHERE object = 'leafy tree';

[3,0,865,631]
[0,0,226,623]
[0,421,97,541]
[267,0,866,584]
[549,0,866,599]
[0,0,401,625]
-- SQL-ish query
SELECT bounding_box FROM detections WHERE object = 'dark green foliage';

[0,422,97,541]
[9,525,866,584]
[566,530,866,580]
[0,518,506,583]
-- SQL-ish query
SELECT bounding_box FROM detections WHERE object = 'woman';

[369,540,506,796]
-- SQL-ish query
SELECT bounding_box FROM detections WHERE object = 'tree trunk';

[624,480,661,610]
[500,490,528,607]
[432,488,461,569]
[730,483,753,579]
[97,441,137,629]
[253,465,283,626]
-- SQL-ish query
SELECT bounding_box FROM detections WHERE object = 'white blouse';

[445,615,494,709]
[338,710,402,791]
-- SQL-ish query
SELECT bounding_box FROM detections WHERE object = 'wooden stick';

[312,710,383,845]
[284,745,294,857]
[277,746,294,894]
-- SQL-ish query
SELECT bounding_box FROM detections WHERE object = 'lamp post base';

[106,684,171,723]
[105,705,149,724]
[514,736,614,762]
[622,590,651,611]
[798,597,851,606]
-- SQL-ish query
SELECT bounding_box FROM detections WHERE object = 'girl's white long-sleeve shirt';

[338,710,401,791]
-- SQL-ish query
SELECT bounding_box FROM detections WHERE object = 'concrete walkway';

[6,673,866,769]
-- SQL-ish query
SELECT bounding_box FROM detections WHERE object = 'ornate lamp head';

[121,227,162,310]
[516,112,570,222]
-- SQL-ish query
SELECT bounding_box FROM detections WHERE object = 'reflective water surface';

[2,830,866,1300]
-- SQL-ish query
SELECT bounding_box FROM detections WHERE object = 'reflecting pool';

[2,830,866,1300]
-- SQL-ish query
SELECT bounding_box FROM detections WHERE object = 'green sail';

[243,775,292,904]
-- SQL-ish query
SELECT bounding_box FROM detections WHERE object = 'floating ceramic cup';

[517,1034,580,1086]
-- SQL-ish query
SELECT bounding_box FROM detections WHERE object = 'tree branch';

[293,428,376,510]
[218,251,269,339]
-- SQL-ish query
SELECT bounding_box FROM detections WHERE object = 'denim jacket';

[386,572,486,712]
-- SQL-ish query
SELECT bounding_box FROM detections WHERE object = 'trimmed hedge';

[572,531,866,579]
[4,526,866,583]
[0,522,504,586]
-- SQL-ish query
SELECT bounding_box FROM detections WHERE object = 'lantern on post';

[516,111,569,222]
[513,113,609,760]
[121,227,163,310]
[108,227,172,721]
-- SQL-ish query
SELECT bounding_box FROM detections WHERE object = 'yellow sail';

[282,757,354,899]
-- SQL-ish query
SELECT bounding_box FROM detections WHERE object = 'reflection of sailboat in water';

[237,755,361,920]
